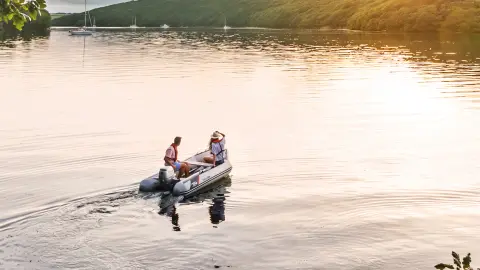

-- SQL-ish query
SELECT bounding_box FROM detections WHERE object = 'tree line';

[49,0,480,33]
[1,9,51,39]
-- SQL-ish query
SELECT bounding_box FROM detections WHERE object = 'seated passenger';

[164,136,190,178]
[203,131,226,167]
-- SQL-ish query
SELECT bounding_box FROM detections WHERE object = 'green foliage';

[435,251,480,270]
[50,13,68,20]
[0,0,47,30]
[50,0,480,32]
[1,8,51,39]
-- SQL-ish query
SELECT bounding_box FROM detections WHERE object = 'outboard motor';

[158,168,168,184]
[158,167,178,191]
[138,167,175,192]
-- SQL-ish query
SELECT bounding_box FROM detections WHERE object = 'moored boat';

[69,0,92,36]
[69,27,92,35]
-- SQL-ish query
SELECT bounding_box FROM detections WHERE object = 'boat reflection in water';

[158,176,231,231]
[158,192,182,231]
[209,196,225,227]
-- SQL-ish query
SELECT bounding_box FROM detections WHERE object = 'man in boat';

[203,131,226,167]
[164,136,190,178]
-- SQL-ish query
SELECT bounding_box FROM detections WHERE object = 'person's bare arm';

[164,157,175,169]
[164,148,176,170]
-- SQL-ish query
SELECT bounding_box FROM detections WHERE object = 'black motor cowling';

[138,168,176,192]
[158,168,168,184]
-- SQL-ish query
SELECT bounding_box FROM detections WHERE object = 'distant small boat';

[130,16,137,28]
[161,24,170,29]
[223,16,231,30]
[130,16,138,28]
[69,0,92,35]
[69,27,93,35]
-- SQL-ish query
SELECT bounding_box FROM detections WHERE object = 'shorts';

[174,161,181,171]
[215,160,224,166]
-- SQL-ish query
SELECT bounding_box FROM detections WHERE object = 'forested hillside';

[51,0,480,33]
[1,9,51,39]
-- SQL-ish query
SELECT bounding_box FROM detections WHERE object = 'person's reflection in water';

[209,196,226,228]
[158,179,230,231]
[158,192,182,231]
[170,206,181,231]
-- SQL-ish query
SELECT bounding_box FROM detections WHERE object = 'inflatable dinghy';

[139,149,232,199]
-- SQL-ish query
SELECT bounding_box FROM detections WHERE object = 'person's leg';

[178,163,187,178]
[203,156,214,164]
[174,162,181,178]
[180,163,190,177]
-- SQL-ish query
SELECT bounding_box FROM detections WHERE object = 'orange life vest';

[165,143,178,162]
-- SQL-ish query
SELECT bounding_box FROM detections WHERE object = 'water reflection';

[40,28,480,63]
[0,27,50,42]
[209,196,226,227]
[158,177,231,231]
[2,28,480,269]
[158,192,183,231]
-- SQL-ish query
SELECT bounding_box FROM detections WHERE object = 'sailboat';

[69,0,92,35]
[223,15,231,30]
[87,12,96,28]
[130,16,138,28]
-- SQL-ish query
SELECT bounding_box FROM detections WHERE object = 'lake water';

[1,28,480,270]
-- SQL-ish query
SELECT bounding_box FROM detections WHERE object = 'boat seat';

[187,161,213,173]
[186,161,214,167]
[188,167,202,175]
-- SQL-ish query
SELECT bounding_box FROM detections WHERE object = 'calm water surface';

[1,29,480,269]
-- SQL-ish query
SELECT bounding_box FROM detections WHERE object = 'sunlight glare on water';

[0,29,480,270]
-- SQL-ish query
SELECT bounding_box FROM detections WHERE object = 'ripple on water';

[0,179,235,269]
[2,29,480,269]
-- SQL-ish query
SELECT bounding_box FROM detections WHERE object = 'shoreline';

[48,26,480,36]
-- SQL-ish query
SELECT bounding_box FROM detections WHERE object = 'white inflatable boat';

[139,149,232,199]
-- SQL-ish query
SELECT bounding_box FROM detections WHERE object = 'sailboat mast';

[84,0,87,27]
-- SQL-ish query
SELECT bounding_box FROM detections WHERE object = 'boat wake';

[0,176,233,268]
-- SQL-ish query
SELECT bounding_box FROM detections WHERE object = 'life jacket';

[211,138,222,144]
[211,138,225,161]
[165,143,178,162]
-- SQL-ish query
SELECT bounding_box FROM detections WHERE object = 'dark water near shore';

[1,28,480,269]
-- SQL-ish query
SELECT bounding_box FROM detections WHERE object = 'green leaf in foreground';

[462,253,472,269]
[435,263,455,270]
[453,251,462,269]
[0,0,47,30]
[436,251,477,270]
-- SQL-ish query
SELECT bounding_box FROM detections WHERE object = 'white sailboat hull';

[69,30,93,35]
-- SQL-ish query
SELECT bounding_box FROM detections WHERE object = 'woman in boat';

[203,131,226,167]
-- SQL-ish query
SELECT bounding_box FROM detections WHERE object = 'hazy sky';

[46,0,130,13]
